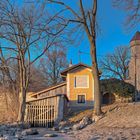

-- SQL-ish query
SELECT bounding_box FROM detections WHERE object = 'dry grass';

[66,102,140,128]
[67,109,93,124]
[66,103,119,124]
[70,102,140,140]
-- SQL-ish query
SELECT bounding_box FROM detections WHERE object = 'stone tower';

[128,31,140,100]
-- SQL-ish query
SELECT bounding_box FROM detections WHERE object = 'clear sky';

[67,0,139,65]
[1,0,139,66]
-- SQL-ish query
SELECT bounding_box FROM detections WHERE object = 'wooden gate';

[25,95,59,127]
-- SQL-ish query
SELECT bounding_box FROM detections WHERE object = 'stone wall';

[114,94,132,103]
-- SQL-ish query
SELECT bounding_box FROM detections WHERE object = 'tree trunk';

[80,0,102,115]
[17,56,27,122]
[18,88,26,122]
[90,38,102,116]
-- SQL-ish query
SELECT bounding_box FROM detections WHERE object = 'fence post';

[55,95,64,124]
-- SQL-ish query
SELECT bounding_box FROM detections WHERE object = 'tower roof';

[130,31,140,42]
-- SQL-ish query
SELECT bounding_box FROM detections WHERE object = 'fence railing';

[25,95,59,127]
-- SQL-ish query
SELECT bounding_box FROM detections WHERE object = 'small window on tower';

[126,69,129,79]
[77,95,85,104]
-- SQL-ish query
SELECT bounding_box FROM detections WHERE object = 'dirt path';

[23,127,140,140]
[23,129,76,140]
[74,126,140,140]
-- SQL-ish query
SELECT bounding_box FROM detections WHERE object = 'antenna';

[78,50,81,63]
[69,59,73,67]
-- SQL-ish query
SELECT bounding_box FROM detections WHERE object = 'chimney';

[69,59,73,67]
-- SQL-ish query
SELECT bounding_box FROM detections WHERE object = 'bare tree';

[28,64,49,92]
[46,0,102,115]
[39,46,68,86]
[0,46,19,120]
[113,0,140,27]
[0,0,66,122]
[100,46,130,81]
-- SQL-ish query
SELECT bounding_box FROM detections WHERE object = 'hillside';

[1,102,140,140]
[71,102,140,140]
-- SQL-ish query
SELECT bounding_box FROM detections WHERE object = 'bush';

[100,78,135,98]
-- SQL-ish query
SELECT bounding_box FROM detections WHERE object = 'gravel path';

[23,128,76,140]
[22,127,140,140]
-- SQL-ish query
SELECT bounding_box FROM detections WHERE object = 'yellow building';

[61,63,94,109]
[30,63,94,110]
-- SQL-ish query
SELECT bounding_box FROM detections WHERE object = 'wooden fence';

[25,95,65,128]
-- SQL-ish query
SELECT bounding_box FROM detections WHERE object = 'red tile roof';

[130,31,140,42]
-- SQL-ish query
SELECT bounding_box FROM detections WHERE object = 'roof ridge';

[60,63,91,76]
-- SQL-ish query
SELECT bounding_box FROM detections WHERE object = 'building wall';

[29,66,94,110]
[67,67,94,107]
[128,40,140,99]
[37,84,67,98]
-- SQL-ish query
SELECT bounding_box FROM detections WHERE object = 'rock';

[0,125,19,136]
[59,121,67,126]
[91,136,101,140]
[9,122,31,129]
[80,117,92,126]
[59,126,63,130]
[107,138,113,140]
[59,121,67,129]
[72,116,92,131]
[67,131,74,135]
[60,129,67,133]
[0,137,7,140]
[0,136,14,140]
[52,127,59,131]
[15,132,22,139]
[22,123,31,129]
[72,116,91,130]
[21,128,38,136]
[72,117,92,130]
[72,123,83,130]
[64,127,71,131]
[92,116,99,122]
[8,128,16,136]
[44,133,58,137]
[0,125,7,131]
[92,115,104,122]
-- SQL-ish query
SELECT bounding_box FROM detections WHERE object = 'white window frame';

[74,75,89,88]
[77,94,86,104]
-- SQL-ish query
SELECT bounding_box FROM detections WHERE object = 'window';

[74,75,89,88]
[77,95,85,104]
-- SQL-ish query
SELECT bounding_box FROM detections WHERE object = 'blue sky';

[1,0,139,66]
[67,0,139,65]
